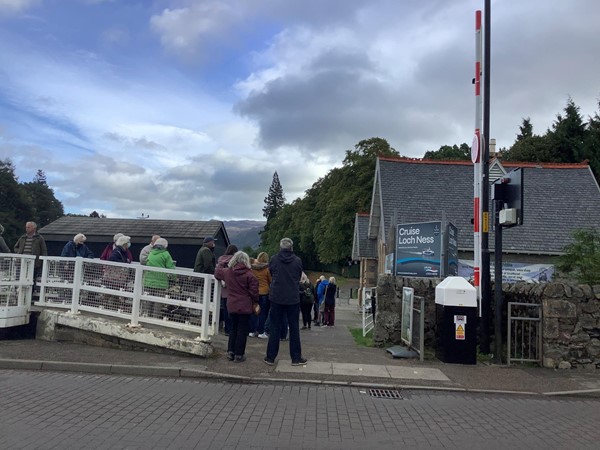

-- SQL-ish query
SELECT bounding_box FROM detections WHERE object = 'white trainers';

[257,333,268,339]
[248,332,255,337]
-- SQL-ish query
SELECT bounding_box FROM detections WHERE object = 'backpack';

[302,285,314,305]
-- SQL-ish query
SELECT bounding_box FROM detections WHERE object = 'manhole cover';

[369,388,403,399]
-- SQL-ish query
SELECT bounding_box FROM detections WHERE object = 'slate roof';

[371,157,600,255]
[38,216,228,245]
[352,213,377,260]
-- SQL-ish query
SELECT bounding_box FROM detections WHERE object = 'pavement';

[1,298,599,397]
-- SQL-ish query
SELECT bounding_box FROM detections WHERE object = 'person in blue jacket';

[61,233,94,258]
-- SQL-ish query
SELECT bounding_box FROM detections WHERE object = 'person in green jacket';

[143,238,175,317]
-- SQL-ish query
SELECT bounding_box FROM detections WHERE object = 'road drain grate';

[369,389,403,399]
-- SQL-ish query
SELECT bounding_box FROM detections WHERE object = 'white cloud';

[150,2,241,59]
[0,0,39,15]
[2,0,600,222]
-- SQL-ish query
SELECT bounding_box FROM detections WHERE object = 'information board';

[395,221,442,277]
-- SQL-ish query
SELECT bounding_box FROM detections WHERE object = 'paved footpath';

[2,300,600,395]
[1,370,599,449]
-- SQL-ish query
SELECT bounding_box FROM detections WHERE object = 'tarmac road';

[1,369,599,449]
[1,299,599,396]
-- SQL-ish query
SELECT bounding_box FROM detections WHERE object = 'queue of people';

[2,222,345,367]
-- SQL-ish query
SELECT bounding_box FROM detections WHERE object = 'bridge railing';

[0,253,36,327]
[36,256,221,341]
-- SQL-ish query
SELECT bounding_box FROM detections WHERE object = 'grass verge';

[349,327,374,347]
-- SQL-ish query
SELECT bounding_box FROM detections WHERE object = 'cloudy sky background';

[1,0,599,221]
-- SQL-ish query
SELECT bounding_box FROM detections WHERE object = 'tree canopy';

[260,137,400,266]
[502,98,600,179]
[0,161,64,246]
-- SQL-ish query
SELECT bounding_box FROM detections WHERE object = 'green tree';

[516,117,533,142]
[558,229,600,284]
[262,171,286,221]
[502,134,552,162]
[423,143,470,160]
[546,97,587,163]
[0,159,35,245]
[583,100,600,179]
[259,137,400,266]
[21,169,64,227]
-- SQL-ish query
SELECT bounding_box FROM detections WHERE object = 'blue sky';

[1,0,599,221]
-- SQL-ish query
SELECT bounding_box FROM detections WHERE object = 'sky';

[0,0,599,221]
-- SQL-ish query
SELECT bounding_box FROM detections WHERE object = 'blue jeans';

[266,302,302,361]
[221,298,232,334]
[250,295,270,334]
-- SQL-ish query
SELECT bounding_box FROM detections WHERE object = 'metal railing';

[362,287,376,337]
[36,256,221,341]
[0,254,36,328]
[507,302,542,366]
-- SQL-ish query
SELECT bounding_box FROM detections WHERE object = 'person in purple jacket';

[215,251,258,363]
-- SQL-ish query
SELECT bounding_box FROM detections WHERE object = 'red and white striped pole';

[472,10,483,315]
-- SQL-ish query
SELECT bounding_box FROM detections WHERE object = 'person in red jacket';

[100,233,133,262]
[215,251,259,363]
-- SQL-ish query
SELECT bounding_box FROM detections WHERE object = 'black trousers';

[228,313,250,357]
[300,301,313,327]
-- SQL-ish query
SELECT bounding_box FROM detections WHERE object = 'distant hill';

[223,220,265,249]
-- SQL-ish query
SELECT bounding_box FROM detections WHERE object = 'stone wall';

[373,275,600,369]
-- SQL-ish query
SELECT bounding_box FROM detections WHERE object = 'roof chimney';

[490,138,497,158]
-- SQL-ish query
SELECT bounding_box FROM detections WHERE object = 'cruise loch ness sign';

[395,221,442,277]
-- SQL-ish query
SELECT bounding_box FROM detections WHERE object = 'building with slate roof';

[355,156,600,281]
[38,217,230,269]
[351,213,378,295]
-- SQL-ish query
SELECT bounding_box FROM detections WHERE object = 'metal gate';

[507,302,542,366]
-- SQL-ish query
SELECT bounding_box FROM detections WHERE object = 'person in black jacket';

[61,233,94,258]
[323,276,337,326]
[263,237,307,366]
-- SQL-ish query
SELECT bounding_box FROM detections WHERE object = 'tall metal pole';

[494,199,503,363]
[480,0,492,354]
[473,10,483,316]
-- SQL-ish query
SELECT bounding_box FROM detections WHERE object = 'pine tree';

[33,169,47,184]
[516,118,533,142]
[262,172,286,221]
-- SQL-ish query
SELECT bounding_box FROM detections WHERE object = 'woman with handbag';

[215,251,259,363]
[216,245,238,335]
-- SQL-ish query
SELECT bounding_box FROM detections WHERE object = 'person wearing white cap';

[100,232,133,262]
[61,233,94,258]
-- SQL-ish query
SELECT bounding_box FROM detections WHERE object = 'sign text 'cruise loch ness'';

[395,221,443,277]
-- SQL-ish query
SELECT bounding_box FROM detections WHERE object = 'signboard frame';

[401,287,414,346]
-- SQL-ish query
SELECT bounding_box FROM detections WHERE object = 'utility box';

[435,277,477,364]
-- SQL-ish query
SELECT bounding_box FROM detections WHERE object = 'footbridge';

[0,254,221,356]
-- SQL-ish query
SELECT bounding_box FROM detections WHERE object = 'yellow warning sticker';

[482,212,489,233]
[455,324,465,340]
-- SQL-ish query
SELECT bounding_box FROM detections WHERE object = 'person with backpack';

[299,272,314,330]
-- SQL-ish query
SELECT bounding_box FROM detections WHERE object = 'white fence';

[0,253,36,327]
[362,286,376,337]
[36,256,221,341]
